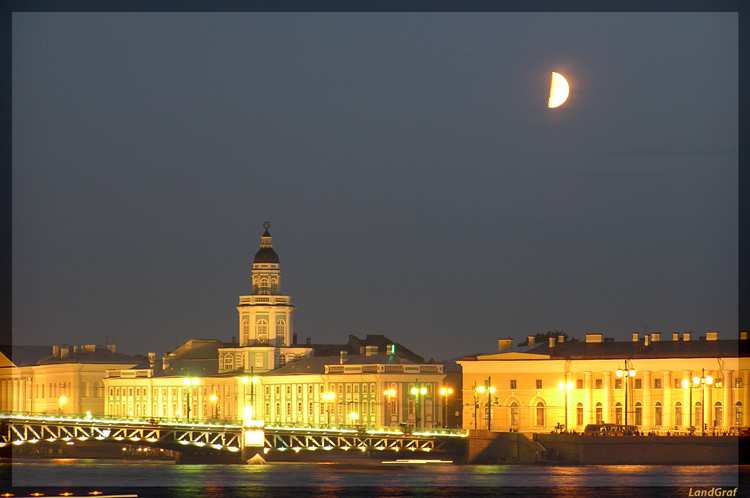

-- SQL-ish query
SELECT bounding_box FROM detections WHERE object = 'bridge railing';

[2,411,466,436]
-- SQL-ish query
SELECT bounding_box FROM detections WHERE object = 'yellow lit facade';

[101,223,448,427]
[459,332,749,433]
[0,344,139,415]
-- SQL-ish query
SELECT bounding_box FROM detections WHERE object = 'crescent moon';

[548,72,570,108]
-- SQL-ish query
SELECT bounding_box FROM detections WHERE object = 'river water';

[2,459,747,498]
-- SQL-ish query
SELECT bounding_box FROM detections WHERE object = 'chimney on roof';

[632,333,639,342]
[498,338,513,351]
[741,331,748,340]
[549,337,556,348]
[706,331,718,341]
[673,333,679,341]
[683,332,691,341]
[293,333,297,345]
[52,345,60,357]
[85,344,96,353]
[585,333,603,343]
[106,344,116,353]
[148,352,155,368]
[60,346,70,358]
[340,351,348,365]
[306,337,311,345]
[365,345,378,356]
[73,345,79,353]
[232,336,237,344]
[162,355,171,372]
[644,335,650,347]
[558,335,564,343]
[651,333,660,342]
[527,335,535,345]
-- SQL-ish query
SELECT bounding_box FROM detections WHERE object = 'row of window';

[29,382,102,399]
[484,400,745,428]
[108,385,234,399]
[507,377,743,390]
[240,318,287,345]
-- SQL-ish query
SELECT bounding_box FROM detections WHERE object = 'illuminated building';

[101,223,447,427]
[458,332,749,433]
[0,344,139,414]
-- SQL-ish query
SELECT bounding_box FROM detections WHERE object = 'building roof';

[0,344,139,367]
[253,227,280,264]
[467,337,745,361]
[308,335,425,364]
[264,353,415,377]
[0,345,54,367]
[36,348,140,365]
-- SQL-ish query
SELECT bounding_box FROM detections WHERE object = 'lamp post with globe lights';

[440,387,453,428]
[616,362,636,434]
[558,379,574,432]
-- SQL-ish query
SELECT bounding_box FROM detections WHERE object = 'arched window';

[276,319,286,345]
[256,320,268,343]
[695,402,703,428]
[278,354,286,367]
[595,402,603,424]
[675,402,683,426]
[535,401,545,426]
[714,402,723,429]
[735,402,743,426]
[270,278,278,294]
[255,353,263,368]
[654,401,662,426]
[260,278,269,294]
[615,402,623,425]
[242,319,249,344]
[510,401,519,426]
[222,353,234,370]
[576,402,584,426]
[635,402,643,426]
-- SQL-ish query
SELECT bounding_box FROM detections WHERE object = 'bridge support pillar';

[241,421,265,464]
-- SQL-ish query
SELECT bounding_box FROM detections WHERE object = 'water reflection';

[5,459,745,492]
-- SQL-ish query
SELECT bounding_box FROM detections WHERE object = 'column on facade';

[13,378,20,412]
[662,370,672,429]
[584,372,592,424]
[705,372,713,430]
[603,371,611,424]
[642,371,651,428]
[682,370,691,430]
[722,370,732,428]
[20,377,29,412]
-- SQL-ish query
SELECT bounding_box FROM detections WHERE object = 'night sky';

[11,11,738,361]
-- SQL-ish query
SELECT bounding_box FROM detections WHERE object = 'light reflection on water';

[7,459,744,490]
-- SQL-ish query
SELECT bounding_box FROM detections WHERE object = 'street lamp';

[476,378,496,430]
[694,369,713,435]
[242,373,259,421]
[182,377,199,420]
[681,377,696,433]
[322,392,335,425]
[383,388,396,426]
[58,396,67,414]
[410,382,427,429]
[616,362,636,433]
[210,393,218,420]
[440,387,453,428]
[558,380,574,431]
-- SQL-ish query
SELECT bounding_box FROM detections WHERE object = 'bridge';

[1,412,466,462]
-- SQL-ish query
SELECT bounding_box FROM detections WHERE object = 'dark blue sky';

[11,12,738,361]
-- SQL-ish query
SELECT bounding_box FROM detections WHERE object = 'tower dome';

[253,222,279,264]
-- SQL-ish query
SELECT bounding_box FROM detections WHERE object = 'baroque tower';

[237,222,295,347]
